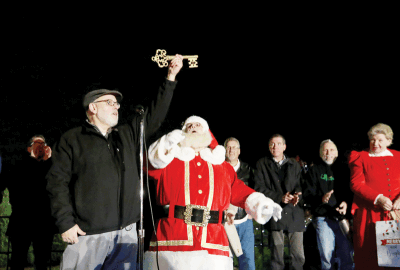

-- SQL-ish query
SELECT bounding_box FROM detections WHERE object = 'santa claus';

[144,116,282,270]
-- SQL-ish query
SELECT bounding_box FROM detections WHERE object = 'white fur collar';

[369,149,393,157]
[175,145,226,165]
[148,134,226,169]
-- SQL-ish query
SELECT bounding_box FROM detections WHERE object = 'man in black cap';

[46,55,183,269]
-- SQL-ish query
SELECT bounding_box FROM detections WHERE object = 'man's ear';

[88,103,97,115]
[27,146,32,153]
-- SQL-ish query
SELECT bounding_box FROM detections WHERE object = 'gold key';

[152,49,198,68]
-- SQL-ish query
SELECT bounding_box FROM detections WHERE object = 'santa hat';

[182,115,209,132]
[182,115,218,149]
[208,130,219,150]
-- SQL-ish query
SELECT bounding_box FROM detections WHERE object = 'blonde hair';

[368,123,394,145]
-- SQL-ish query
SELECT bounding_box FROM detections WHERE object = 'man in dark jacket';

[303,139,354,270]
[224,137,256,270]
[254,134,305,270]
[46,55,183,269]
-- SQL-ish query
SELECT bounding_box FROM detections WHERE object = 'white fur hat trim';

[182,116,209,132]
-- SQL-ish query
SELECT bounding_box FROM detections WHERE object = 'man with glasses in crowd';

[224,137,256,270]
[46,55,183,269]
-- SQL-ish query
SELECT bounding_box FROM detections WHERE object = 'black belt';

[174,205,225,227]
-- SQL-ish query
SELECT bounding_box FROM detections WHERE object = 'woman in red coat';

[349,123,400,270]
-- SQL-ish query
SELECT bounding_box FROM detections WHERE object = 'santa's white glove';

[262,203,282,222]
[164,129,185,150]
[262,205,273,219]
[272,203,282,221]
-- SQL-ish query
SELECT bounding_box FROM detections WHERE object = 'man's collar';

[233,160,241,172]
[272,155,287,165]
[85,119,116,138]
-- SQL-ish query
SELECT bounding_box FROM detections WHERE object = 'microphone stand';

[137,108,145,270]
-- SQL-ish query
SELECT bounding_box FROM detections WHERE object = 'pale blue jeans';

[314,217,354,270]
[235,219,256,270]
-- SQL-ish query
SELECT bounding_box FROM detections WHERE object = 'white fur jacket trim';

[148,134,226,169]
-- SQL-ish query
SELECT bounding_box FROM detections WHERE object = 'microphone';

[135,105,144,115]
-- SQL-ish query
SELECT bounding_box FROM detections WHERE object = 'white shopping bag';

[376,220,400,267]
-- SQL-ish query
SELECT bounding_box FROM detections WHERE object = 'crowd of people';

[0,53,399,270]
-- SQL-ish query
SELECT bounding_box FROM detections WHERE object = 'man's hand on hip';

[61,224,86,244]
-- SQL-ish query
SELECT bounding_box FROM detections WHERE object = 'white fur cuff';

[245,192,282,224]
[148,135,175,169]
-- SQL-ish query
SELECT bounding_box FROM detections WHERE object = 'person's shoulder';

[256,156,270,164]
[53,126,85,146]
[308,160,324,170]
[389,148,400,155]
[239,159,251,169]
[66,125,83,134]
[348,149,369,163]
[349,149,369,155]
[114,122,134,136]
[61,126,84,138]
[288,157,299,164]
[287,157,301,168]
[254,157,271,170]
[388,149,400,159]
[222,161,235,170]
[239,159,248,166]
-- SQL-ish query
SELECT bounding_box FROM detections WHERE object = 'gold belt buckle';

[183,204,211,227]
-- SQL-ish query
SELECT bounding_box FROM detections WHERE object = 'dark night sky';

[1,10,399,167]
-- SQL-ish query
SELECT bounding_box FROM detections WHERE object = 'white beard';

[322,155,336,165]
[97,110,118,128]
[180,131,212,149]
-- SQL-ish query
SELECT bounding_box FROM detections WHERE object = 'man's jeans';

[60,223,138,270]
[235,219,255,270]
[314,217,354,270]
